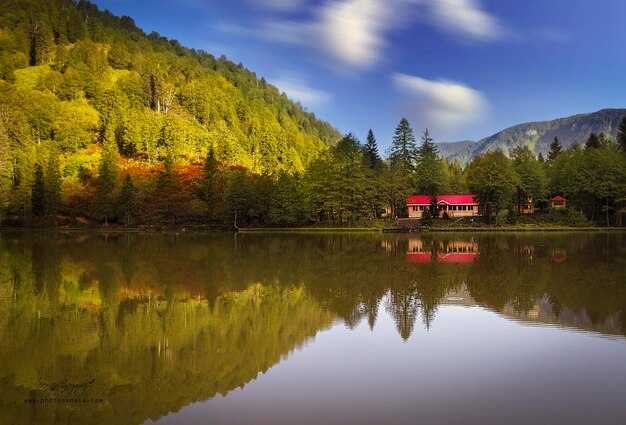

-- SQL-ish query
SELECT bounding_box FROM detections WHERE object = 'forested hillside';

[0,0,340,223]
[0,0,624,228]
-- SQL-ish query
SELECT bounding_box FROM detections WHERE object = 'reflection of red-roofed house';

[552,250,567,263]
[550,196,567,209]
[407,195,479,218]
[407,239,479,264]
[407,252,433,263]
[438,240,479,263]
[438,253,479,263]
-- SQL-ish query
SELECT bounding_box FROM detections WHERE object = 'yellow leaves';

[13,64,51,90]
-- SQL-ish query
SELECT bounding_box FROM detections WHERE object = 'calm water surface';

[0,231,625,425]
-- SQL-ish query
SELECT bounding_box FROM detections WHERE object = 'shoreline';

[1,226,625,234]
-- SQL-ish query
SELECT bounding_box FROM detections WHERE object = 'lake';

[0,231,625,425]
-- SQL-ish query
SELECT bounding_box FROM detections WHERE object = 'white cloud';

[272,75,332,108]
[393,73,488,130]
[207,0,505,71]
[429,0,503,41]
[314,0,394,69]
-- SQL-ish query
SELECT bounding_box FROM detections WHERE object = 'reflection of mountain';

[0,231,624,424]
[502,295,624,338]
[439,285,624,338]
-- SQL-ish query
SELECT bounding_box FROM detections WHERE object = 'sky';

[94,0,626,150]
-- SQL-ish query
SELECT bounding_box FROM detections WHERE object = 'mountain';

[0,0,340,175]
[438,108,626,165]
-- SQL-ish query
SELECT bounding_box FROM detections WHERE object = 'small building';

[407,196,432,218]
[407,195,479,218]
[550,196,567,209]
[518,194,535,214]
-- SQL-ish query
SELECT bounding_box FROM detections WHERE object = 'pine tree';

[0,117,11,224]
[548,137,562,162]
[363,129,382,170]
[616,115,626,152]
[44,149,62,221]
[388,118,417,172]
[537,152,545,163]
[96,124,120,225]
[31,163,45,217]
[117,172,136,226]
[585,132,601,149]
[416,128,438,159]
[415,129,448,203]
[202,145,222,219]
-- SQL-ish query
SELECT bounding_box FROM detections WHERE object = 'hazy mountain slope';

[435,140,477,165]
[438,108,626,165]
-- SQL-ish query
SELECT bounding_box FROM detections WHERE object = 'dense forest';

[0,0,625,228]
[0,0,339,226]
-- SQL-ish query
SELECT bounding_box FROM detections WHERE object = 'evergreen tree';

[0,117,11,223]
[363,129,382,170]
[548,136,563,162]
[202,145,222,219]
[414,129,448,210]
[96,125,120,225]
[388,118,417,172]
[416,128,438,159]
[44,149,62,220]
[585,132,603,149]
[538,152,545,163]
[117,173,137,226]
[616,115,626,152]
[31,163,45,217]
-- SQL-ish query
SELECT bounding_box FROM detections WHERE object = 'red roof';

[438,253,479,263]
[407,253,432,263]
[407,194,478,205]
[551,196,566,201]
[407,195,431,205]
[437,194,477,205]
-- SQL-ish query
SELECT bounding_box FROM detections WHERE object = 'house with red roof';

[550,196,567,209]
[407,195,479,218]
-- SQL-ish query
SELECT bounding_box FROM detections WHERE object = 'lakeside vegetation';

[0,0,625,229]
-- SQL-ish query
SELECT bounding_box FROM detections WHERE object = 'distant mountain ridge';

[438,108,626,165]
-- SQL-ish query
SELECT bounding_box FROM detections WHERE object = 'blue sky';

[95,0,626,149]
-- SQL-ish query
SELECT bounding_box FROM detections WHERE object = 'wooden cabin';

[550,196,567,209]
[518,194,535,214]
[407,195,479,218]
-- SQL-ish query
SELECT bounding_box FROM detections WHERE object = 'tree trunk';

[591,194,596,221]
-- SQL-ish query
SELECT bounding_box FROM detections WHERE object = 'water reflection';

[0,231,624,424]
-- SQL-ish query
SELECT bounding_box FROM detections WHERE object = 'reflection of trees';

[387,284,420,340]
[0,231,624,424]
[0,235,336,425]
